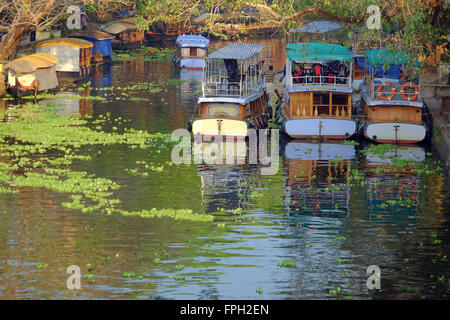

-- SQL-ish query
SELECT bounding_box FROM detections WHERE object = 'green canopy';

[366,49,417,66]
[286,43,353,62]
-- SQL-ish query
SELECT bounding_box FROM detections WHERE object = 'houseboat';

[359,49,427,144]
[173,34,209,70]
[100,18,144,49]
[190,43,269,138]
[35,38,93,77]
[69,31,114,64]
[145,20,191,42]
[6,52,58,97]
[275,43,356,140]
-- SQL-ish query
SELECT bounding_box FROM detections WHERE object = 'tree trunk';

[0,0,57,61]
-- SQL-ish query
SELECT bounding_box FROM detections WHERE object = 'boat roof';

[8,52,58,74]
[101,18,138,34]
[176,34,209,48]
[290,20,342,33]
[69,31,114,41]
[35,38,93,49]
[207,43,265,60]
[366,49,417,66]
[286,42,352,62]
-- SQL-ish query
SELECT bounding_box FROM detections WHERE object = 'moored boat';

[190,43,269,139]
[6,52,59,97]
[276,42,356,140]
[69,31,114,64]
[35,38,93,80]
[100,18,144,49]
[359,49,427,144]
[173,34,209,70]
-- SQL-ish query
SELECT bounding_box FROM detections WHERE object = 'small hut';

[7,52,58,97]
[35,38,93,76]
[69,31,114,64]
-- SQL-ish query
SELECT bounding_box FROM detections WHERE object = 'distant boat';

[100,18,144,49]
[35,38,93,79]
[173,34,209,70]
[68,31,114,64]
[190,43,269,138]
[145,20,191,42]
[276,42,356,140]
[6,52,58,97]
[359,49,427,144]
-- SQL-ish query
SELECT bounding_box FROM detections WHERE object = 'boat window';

[207,104,239,116]
[197,48,206,58]
[181,47,190,57]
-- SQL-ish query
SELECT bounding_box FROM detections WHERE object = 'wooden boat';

[275,43,356,140]
[69,31,114,64]
[145,20,191,42]
[173,34,209,70]
[283,140,355,217]
[6,52,58,97]
[100,18,144,49]
[190,43,269,138]
[359,49,427,144]
[35,38,93,79]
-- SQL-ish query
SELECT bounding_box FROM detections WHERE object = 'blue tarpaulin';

[78,36,113,60]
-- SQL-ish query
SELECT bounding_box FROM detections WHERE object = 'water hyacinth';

[0,103,213,223]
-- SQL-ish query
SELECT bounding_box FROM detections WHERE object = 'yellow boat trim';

[35,37,93,49]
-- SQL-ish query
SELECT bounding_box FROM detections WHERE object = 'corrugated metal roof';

[176,34,209,48]
[207,43,264,60]
[290,20,342,33]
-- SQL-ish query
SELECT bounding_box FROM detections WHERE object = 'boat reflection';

[195,139,260,213]
[362,145,425,218]
[39,88,92,116]
[283,140,356,217]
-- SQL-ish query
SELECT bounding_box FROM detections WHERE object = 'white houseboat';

[359,49,427,144]
[276,43,356,140]
[190,43,269,138]
[173,34,209,70]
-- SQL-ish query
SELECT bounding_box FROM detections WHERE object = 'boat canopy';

[366,49,416,66]
[286,43,352,62]
[290,21,342,33]
[207,43,265,60]
[176,34,209,49]
[69,31,114,41]
[36,38,93,49]
[101,18,138,35]
[69,31,114,59]
[8,53,58,74]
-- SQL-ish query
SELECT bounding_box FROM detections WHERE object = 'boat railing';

[365,79,421,103]
[288,103,352,119]
[291,74,351,88]
[202,76,264,98]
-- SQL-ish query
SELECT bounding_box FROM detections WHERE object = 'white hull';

[192,118,248,137]
[284,118,356,139]
[364,122,426,143]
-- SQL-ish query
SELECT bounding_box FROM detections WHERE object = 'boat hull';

[362,122,427,144]
[282,118,356,140]
[192,118,248,138]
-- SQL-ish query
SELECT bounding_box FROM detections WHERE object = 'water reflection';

[363,146,425,219]
[283,140,355,217]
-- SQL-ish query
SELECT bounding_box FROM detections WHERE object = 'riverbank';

[422,70,450,183]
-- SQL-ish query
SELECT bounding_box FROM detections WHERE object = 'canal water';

[0,38,449,299]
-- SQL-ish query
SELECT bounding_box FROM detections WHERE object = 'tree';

[0,0,75,61]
